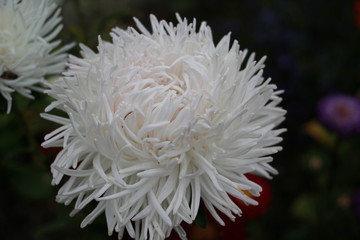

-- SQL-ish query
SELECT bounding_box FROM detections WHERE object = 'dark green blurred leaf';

[284,225,311,240]
[9,164,52,200]
[194,201,208,229]
[291,194,317,223]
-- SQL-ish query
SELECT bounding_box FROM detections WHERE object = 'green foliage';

[194,201,208,229]
[1,0,360,239]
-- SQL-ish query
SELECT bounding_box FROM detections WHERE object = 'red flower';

[185,174,272,240]
[115,174,271,240]
[355,0,360,29]
[216,174,272,239]
[40,146,62,156]
[233,174,273,220]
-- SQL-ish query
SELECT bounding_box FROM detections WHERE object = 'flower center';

[333,103,353,121]
[112,51,207,116]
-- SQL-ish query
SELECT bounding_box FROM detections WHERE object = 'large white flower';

[0,0,72,113]
[42,14,286,240]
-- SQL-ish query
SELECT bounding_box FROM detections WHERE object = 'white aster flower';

[42,14,286,240]
[0,0,73,113]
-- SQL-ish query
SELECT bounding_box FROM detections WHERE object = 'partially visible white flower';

[42,14,286,240]
[0,0,73,113]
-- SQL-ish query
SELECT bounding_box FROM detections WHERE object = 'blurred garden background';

[1,0,360,239]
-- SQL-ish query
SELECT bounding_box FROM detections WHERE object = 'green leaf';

[291,194,317,223]
[194,201,208,229]
[9,165,53,200]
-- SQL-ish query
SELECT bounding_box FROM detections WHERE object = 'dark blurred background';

[1,0,360,239]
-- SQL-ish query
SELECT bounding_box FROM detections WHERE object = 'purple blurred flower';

[317,94,360,136]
